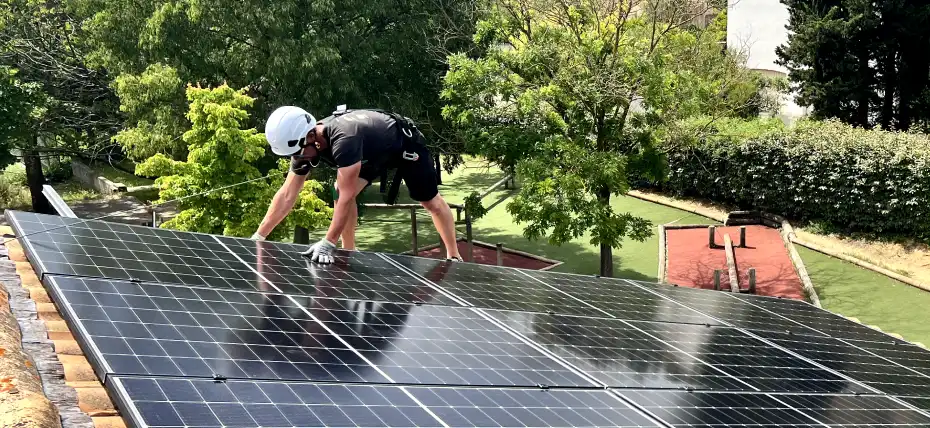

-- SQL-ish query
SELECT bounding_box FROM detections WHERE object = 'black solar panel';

[112,377,662,428]
[622,390,930,427]
[630,280,826,336]
[8,211,266,290]
[731,293,894,342]
[386,254,607,316]
[9,209,930,428]
[46,275,390,383]
[753,329,930,397]
[526,270,723,326]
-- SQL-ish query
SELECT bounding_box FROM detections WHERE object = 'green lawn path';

[349,161,930,346]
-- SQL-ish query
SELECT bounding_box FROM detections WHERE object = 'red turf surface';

[418,241,556,270]
[665,225,804,300]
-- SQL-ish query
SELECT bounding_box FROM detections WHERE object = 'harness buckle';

[402,151,419,161]
[401,128,413,138]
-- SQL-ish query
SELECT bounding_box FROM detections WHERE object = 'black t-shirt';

[290,110,404,176]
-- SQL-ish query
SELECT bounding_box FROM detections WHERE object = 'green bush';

[0,164,30,210]
[663,119,930,238]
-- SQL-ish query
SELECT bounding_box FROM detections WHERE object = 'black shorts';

[359,144,438,202]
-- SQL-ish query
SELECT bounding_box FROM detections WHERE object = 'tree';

[70,0,483,164]
[777,0,930,131]
[443,0,755,276]
[0,66,52,213]
[136,84,331,238]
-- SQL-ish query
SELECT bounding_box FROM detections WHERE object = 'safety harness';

[330,105,425,205]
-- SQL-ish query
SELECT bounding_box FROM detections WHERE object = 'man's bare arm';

[256,172,308,237]
[324,162,362,244]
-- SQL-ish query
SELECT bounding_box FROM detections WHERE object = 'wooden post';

[465,209,474,262]
[723,234,740,293]
[708,226,717,249]
[740,226,747,248]
[456,207,462,222]
[410,208,419,255]
[496,243,504,266]
[748,268,757,293]
[294,226,310,244]
[439,239,446,259]
[714,270,722,291]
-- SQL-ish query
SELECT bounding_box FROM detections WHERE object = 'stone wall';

[70,161,126,195]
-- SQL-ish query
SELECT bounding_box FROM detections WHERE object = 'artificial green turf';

[350,161,713,280]
[798,246,930,346]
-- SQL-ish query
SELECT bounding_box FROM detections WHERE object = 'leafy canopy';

[442,0,749,275]
[137,84,331,238]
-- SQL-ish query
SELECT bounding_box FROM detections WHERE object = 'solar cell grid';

[219,237,460,304]
[772,394,930,427]
[527,270,721,326]
[754,329,930,398]
[483,308,752,391]
[619,390,821,427]
[628,321,864,394]
[113,377,444,428]
[731,293,894,343]
[311,301,592,387]
[843,339,930,377]
[385,254,605,316]
[47,275,389,383]
[629,280,826,336]
[9,211,264,291]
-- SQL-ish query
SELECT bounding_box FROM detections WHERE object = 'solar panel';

[385,254,612,316]
[8,211,267,291]
[219,237,463,304]
[621,390,930,427]
[46,275,390,383]
[486,308,863,393]
[306,300,593,387]
[9,210,930,427]
[629,280,827,336]
[111,376,662,428]
[525,270,723,326]
[753,329,930,397]
[731,293,894,342]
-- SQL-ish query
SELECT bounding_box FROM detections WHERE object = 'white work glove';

[250,232,266,241]
[301,238,338,264]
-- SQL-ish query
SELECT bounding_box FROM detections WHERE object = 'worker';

[251,105,462,264]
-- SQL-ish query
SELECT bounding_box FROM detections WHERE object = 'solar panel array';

[9,209,930,427]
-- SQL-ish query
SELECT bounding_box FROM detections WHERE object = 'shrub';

[663,119,930,238]
[1,163,27,186]
[0,164,30,210]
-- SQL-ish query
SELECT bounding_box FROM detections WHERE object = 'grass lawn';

[799,246,930,346]
[350,161,713,280]
[53,180,102,203]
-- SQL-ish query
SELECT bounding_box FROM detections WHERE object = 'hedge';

[662,119,930,238]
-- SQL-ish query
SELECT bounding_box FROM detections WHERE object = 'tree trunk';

[435,154,442,185]
[855,52,871,128]
[597,186,613,277]
[880,50,897,129]
[23,146,52,214]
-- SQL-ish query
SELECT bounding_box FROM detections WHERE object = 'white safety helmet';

[264,106,317,156]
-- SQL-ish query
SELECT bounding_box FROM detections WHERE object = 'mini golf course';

[664,224,804,300]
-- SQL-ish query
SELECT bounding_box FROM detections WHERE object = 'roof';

[0,226,125,428]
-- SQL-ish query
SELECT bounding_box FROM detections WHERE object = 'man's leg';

[421,193,461,259]
[337,176,371,250]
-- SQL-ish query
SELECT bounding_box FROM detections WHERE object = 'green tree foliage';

[112,63,188,161]
[137,84,331,238]
[70,0,482,163]
[442,0,756,276]
[777,0,930,130]
[0,67,47,164]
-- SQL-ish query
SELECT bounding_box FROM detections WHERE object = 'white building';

[727,0,809,123]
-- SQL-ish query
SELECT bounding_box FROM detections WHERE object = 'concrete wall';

[71,161,126,195]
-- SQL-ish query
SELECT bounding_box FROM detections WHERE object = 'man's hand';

[301,238,338,264]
